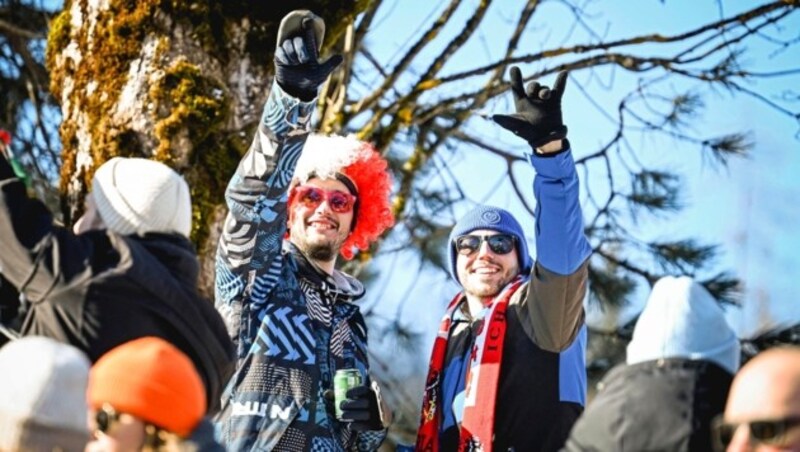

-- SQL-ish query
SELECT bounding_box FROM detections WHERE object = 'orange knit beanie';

[87,337,206,437]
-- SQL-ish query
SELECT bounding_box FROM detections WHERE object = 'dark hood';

[120,233,235,413]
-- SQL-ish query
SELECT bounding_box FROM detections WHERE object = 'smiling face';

[455,229,520,303]
[288,177,355,264]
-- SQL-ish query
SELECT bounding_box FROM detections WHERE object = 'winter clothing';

[563,359,733,452]
[92,157,193,237]
[214,81,387,450]
[448,205,534,282]
[180,418,227,451]
[0,336,90,452]
[273,10,342,101]
[627,275,740,374]
[416,145,591,452]
[0,154,235,413]
[492,67,569,147]
[563,276,739,452]
[340,383,387,432]
[88,337,206,437]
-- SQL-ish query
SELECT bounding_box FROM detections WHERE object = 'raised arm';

[494,68,592,351]
[0,149,96,306]
[214,12,342,342]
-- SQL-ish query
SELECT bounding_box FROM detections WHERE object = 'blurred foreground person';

[0,143,235,411]
[715,346,800,452]
[86,337,224,452]
[564,276,740,452]
[0,336,90,451]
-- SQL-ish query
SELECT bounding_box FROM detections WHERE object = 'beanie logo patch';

[481,211,502,225]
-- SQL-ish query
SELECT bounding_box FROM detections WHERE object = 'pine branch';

[587,260,640,309]
[626,170,682,219]
[648,240,718,274]
[699,271,742,306]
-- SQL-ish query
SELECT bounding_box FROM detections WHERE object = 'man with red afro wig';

[289,133,394,261]
[213,10,393,451]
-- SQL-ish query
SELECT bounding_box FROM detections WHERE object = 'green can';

[333,368,363,418]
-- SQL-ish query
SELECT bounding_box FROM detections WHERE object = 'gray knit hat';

[0,336,91,451]
[92,157,192,237]
[448,205,533,286]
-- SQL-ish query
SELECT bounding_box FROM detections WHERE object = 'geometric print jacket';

[213,82,387,451]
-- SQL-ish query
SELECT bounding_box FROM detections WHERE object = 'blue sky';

[358,0,800,348]
[33,0,798,341]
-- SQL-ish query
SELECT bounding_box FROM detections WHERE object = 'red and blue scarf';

[416,277,525,452]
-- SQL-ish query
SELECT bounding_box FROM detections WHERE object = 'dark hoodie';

[563,359,732,452]
[0,156,235,412]
[563,276,739,452]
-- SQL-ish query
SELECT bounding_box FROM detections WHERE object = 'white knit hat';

[91,157,192,237]
[627,276,741,374]
[0,336,91,451]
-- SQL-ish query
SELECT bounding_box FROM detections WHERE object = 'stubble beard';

[291,227,345,264]
[463,278,509,300]
[304,241,337,262]
[460,265,519,301]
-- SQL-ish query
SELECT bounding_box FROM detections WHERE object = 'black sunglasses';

[94,403,169,447]
[712,415,800,450]
[455,233,516,256]
[94,403,121,434]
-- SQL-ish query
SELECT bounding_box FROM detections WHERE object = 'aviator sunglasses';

[712,415,800,450]
[455,233,516,256]
[292,186,357,214]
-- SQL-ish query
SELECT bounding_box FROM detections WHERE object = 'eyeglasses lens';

[714,417,800,449]
[296,187,355,213]
[456,234,515,255]
[95,405,120,434]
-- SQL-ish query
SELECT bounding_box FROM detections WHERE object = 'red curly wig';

[290,133,395,260]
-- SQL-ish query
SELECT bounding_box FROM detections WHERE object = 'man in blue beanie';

[416,67,592,452]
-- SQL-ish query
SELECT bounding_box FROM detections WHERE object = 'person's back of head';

[90,157,192,237]
[564,276,739,452]
[86,337,207,451]
[716,346,800,452]
[627,275,740,374]
[0,336,90,452]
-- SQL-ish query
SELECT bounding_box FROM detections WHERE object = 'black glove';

[339,383,387,431]
[492,67,569,148]
[274,10,343,101]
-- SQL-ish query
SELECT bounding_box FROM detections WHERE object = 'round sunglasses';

[712,415,800,450]
[454,233,516,256]
[291,186,357,214]
[94,403,121,434]
[93,403,170,447]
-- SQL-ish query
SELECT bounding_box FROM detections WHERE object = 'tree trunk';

[47,0,363,297]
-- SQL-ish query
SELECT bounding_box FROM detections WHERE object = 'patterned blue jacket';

[214,82,387,451]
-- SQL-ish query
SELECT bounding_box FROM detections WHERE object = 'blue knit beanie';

[448,205,533,286]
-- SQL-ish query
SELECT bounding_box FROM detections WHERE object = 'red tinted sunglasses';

[291,186,357,214]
